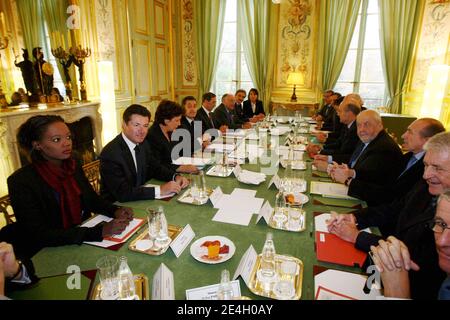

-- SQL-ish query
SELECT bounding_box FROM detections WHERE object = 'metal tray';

[177,188,213,206]
[248,254,303,300]
[90,274,149,300]
[206,165,234,177]
[268,207,306,233]
[128,224,182,256]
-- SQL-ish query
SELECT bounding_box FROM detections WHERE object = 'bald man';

[213,94,252,131]
[330,110,404,205]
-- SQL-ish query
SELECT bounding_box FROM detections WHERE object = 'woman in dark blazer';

[5,115,133,258]
[146,100,198,173]
[243,88,265,120]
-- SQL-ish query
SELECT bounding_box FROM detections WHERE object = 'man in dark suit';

[330,110,404,200]
[100,104,189,203]
[213,94,252,132]
[234,89,250,125]
[312,102,361,166]
[346,118,445,205]
[327,132,450,299]
[313,89,334,121]
[177,96,203,156]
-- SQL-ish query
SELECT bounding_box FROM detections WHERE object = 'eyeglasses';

[429,219,450,233]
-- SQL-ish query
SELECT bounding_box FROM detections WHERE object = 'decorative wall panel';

[156,44,168,94]
[180,0,197,87]
[276,0,318,89]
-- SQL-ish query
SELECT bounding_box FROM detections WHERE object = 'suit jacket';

[353,180,446,300]
[146,123,179,172]
[243,100,265,118]
[321,107,340,132]
[234,103,248,124]
[317,104,332,118]
[195,106,216,134]
[100,134,175,203]
[348,130,403,191]
[212,104,242,130]
[320,121,359,164]
[177,116,202,156]
[348,152,424,206]
[5,163,117,258]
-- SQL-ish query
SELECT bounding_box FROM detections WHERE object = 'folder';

[315,231,367,268]
[104,218,145,243]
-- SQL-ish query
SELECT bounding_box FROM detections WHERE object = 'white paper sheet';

[205,143,235,153]
[212,208,254,226]
[172,157,213,166]
[315,213,371,234]
[314,269,381,300]
[186,281,241,300]
[310,181,357,200]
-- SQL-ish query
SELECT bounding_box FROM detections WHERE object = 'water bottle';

[216,270,234,300]
[118,256,137,300]
[273,190,288,226]
[260,233,276,279]
[155,206,171,247]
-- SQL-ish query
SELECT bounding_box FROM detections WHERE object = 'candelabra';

[70,45,91,102]
[51,46,73,102]
[0,35,9,109]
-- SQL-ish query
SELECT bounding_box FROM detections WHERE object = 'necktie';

[349,143,367,168]
[134,144,143,186]
[439,277,450,300]
[207,112,215,128]
[227,110,232,124]
[399,155,418,177]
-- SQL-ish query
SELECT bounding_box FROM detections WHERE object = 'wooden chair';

[82,160,101,195]
[0,195,15,225]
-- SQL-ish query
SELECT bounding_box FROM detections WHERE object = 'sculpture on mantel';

[70,45,91,101]
[32,47,54,98]
[51,46,73,102]
[14,49,36,95]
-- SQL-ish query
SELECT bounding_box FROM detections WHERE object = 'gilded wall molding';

[180,0,197,88]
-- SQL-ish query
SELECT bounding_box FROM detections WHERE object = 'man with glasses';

[370,189,450,299]
[326,132,450,299]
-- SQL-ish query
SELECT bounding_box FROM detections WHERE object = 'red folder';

[315,231,367,268]
[104,218,145,243]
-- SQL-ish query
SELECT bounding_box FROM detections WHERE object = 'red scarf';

[34,159,82,229]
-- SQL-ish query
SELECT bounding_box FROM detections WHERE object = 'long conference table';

[10,121,367,300]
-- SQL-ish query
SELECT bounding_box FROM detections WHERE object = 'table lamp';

[286,72,304,102]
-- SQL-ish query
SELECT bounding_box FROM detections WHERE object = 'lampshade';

[286,72,305,86]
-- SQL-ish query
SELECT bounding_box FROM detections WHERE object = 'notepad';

[310,181,357,200]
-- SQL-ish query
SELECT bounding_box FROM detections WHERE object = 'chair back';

[0,195,15,225]
[82,160,101,195]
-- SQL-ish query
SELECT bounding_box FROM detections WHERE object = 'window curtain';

[16,0,44,53]
[318,0,362,92]
[41,0,71,86]
[378,0,424,114]
[193,0,226,94]
[237,0,277,112]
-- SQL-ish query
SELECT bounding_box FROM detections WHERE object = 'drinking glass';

[273,260,297,300]
[189,172,201,202]
[146,207,159,241]
[287,204,304,231]
[96,255,119,300]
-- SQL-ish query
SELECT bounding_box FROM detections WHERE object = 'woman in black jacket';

[6,115,133,258]
[243,88,265,120]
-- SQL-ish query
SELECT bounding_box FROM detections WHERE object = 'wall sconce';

[286,72,305,102]
[420,64,450,120]
[98,61,118,145]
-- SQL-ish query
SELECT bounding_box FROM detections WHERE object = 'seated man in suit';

[311,102,361,166]
[146,100,198,173]
[329,110,404,204]
[243,88,265,120]
[326,132,450,299]
[177,96,206,155]
[343,118,445,205]
[313,89,334,121]
[234,89,249,124]
[100,104,189,203]
[195,92,222,142]
[318,92,343,132]
[0,242,37,299]
[371,190,450,300]
[213,94,252,133]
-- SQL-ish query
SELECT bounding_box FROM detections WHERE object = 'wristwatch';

[9,260,23,280]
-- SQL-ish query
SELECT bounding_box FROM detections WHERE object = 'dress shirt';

[121,133,160,197]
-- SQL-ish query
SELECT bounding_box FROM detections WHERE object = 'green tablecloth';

[26,137,366,300]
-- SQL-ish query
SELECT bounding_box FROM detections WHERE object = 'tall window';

[334,0,386,109]
[212,0,254,102]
